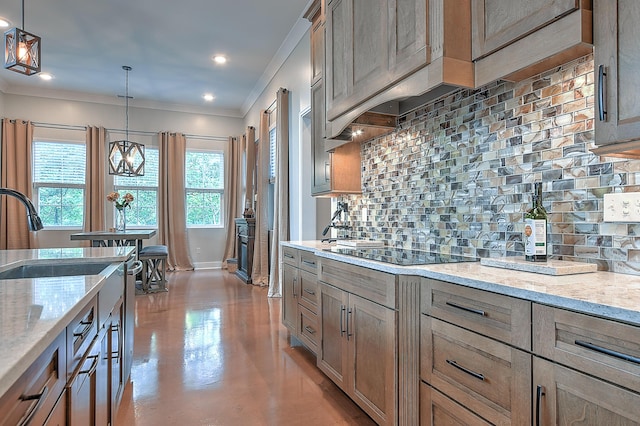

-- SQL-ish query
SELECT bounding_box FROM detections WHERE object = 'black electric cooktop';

[324,247,479,266]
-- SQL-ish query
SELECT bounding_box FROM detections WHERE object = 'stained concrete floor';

[116,269,375,425]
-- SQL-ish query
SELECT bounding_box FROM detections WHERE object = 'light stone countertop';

[0,247,135,397]
[282,241,640,327]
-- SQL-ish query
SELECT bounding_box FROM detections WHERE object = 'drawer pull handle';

[79,354,99,376]
[304,325,316,334]
[340,305,346,336]
[346,308,353,340]
[284,253,295,259]
[19,385,49,426]
[303,288,316,296]
[446,359,485,381]
[575,340,640,365]
[446,301,486,317]
[73,319,94,338]
[302,260,316,267]
[598,64,607,121]
[536,385,545,426]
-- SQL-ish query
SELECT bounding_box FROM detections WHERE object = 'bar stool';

[138,245,169,293]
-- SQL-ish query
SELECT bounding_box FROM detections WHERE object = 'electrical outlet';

[603,192,640,222]
[196,247,201,254]
[361,207,368,222]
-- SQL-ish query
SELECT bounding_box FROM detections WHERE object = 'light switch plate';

[603,192,640,222]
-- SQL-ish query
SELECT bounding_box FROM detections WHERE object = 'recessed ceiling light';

[0,18,10,28]
[212,55,227,65]
[39,73,53,81]
[203,93,214,102]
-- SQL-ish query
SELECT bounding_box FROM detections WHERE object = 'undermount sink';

[0,262,114,280]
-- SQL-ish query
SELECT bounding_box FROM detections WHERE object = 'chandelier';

[108,66,145,177]
[4,0,41,75]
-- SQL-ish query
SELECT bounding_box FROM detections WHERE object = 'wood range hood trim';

[592,140,640,160]
[325,56,475,151]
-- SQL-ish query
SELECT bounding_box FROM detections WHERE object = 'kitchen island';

[283,240,640,425]
[0,246,135,424]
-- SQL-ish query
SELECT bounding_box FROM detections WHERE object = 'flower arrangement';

[107,191,134,210]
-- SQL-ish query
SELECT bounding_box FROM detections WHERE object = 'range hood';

[325,109,397,151]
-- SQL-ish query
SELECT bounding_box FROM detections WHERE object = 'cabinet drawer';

[298,304,319,354]
[420,382,491,426]
[282,247,299,267]
[319,258,396,309]
[0,332,66,426]
[299,269,319,313]
[421,278,531,350]
[421,316,531,425]
[533,304,640,394]
[299,251,318,274]
[67,297,98,376]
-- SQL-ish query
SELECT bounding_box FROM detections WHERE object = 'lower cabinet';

[318,282,396,425]
[533,357,640,425]
[420,382,491,426]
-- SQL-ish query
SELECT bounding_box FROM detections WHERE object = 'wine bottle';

[524,182,548,262]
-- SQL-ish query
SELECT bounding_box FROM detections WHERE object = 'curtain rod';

[265,98,277,114]
[31,121,227,141]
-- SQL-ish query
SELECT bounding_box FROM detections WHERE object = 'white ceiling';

[0,0,312,117]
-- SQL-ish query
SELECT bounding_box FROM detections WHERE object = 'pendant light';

[109,65,145,177]
[4,0,41,75]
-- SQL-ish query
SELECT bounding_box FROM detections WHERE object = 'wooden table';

[70,230,157,259]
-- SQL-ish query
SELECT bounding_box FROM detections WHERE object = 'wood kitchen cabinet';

[325,0,430,122]
[473,0,592,86]
[282,247,320,354]
[318,258,397,425]
[593,0,640,158]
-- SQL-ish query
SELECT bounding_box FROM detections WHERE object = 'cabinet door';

[595,0,640,147]
[349,294,397,426]
[326,0,389,120]
[311,81,332,195]
[420,382,492,425]
[318,283,349,391]
[472,0,578,59]
[533,357,640,425]
[311,13,324,86]
[282,264,299,333]
[95,328,109,426]
[110,298,125,416]
[388,0,428,81]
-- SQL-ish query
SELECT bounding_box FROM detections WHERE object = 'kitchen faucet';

[0,188,44,231]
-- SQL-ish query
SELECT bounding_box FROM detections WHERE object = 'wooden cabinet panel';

[388,0,428,80]
[282,263,299,334]
[421,316,531,425]
[311,82,332,195]
[311,12,324,85]
[319,257,396,308]
[594,0,640,152]
[298,269,319,312]
[318,282,349,390]
[533,304,640,394]
[420,382,492,425]
[326,0,349,117]
[421,278,531,350]
[282,246,299,267]
[299,251,318,275]
[298,304,319,354]
[472,0,578,60]
[44,390,67,426]
[533,357,640,425]
[349,293,397,425]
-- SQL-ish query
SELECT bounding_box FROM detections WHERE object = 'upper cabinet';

[473,0,593,86]
[592,0,640,159]
[325,0,474,140]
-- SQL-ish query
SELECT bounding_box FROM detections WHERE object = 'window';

[185,150,224,226]
[114,147,159,227]
[33,141,86,227]
[268,106,277,183]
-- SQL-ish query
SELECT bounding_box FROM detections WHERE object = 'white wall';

[243,31,323,241]
[2,93,244,268]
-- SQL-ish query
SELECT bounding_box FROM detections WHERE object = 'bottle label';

[525,218,547,256]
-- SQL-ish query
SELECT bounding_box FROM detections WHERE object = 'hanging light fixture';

[4,0,41,75]
[109,65,145,177]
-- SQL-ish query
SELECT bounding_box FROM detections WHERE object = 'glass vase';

[115,208,126,232]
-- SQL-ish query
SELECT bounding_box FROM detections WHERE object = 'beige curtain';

[84,126,106,232]
[268,88,289,297]
[245,127,256,212]
[252,111,271,286]
[158,131,194,271]
[222,136,241,269]
[1,118,35,249]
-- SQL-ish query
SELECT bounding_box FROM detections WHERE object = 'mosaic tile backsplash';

[338,54,640,275]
